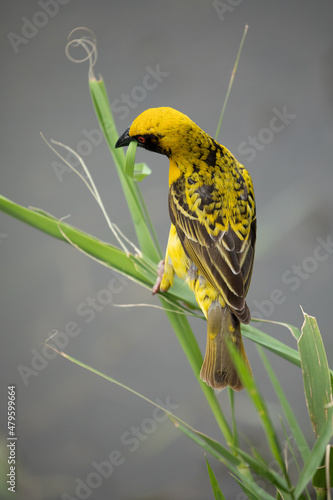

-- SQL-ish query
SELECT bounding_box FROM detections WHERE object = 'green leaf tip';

[205,456,226,500]
[133,162,152,182]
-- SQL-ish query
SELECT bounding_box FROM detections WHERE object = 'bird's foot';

[152,260,165,295]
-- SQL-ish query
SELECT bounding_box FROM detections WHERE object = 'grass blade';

[252,318,302,341]
[312,446,333,494]
[242,323,301,367]
[89,77,161,262]
[227,341,287,478]
[124,140,138,178]
[171,420,240,466]
[124,141,152,182]
[205,457,226,500]
[123,140,161,253]
[295,414,333,498]
[0,196,150,284]
[231,473,277,500]
[228,388,239,448]
[258,345,311,464]
[0,196,199,310]
[295,311,333,495]
[234,446,291,493]
[132,162,152,182]
[45,342,240,467]
[133,182,162,256]
[298,311,333,438]
[244,320,333,378]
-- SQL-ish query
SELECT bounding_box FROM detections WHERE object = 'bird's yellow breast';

[168,159,182,186]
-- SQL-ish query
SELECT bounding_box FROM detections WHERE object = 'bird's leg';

[152,260,165,294]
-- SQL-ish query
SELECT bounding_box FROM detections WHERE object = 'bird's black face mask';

[115,128,166,155]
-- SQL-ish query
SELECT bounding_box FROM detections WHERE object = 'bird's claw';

[152,260,165,294]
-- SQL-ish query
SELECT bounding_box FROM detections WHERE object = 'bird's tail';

[200,301,252,390]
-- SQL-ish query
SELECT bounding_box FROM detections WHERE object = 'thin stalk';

[215,25,248,142]
[228,388,239,449]
[134,182,163,258]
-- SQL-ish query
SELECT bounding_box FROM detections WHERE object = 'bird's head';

[115,107,208,159]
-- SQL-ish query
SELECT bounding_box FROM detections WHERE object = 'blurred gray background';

[1,1,333,499]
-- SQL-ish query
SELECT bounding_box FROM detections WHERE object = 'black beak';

[115,127,131,148]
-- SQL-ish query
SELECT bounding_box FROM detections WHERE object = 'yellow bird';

[116,107,256,390]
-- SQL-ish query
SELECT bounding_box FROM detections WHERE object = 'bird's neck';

[168,137,237,187]
[168,158,182,186]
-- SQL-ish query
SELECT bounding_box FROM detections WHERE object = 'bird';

[115,107,256,390]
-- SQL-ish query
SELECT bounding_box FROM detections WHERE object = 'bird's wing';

[169,178,256,323]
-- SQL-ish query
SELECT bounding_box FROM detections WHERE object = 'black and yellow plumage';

[116,107,256,390]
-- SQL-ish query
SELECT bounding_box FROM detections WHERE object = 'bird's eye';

[137,136,146,143]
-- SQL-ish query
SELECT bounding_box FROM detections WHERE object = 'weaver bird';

[116,107,256,390]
